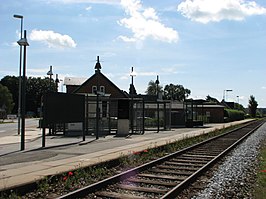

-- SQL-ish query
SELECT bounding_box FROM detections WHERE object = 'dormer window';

[100,86,105,93]
[92,86,97,94]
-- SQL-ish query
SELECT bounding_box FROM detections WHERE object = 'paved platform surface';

[0,119,253,191]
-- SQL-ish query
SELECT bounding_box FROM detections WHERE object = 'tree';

[0,76,19,113]
[248,95,258,117]
[26,77,57,115]
[0,84,14,115]
[145,80,163,95]
[163,84,191,101]
[0,76,56,116]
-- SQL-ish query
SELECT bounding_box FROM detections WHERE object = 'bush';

[224,109,245,122]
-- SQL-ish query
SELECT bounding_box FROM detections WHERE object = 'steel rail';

[57,120,264,199]
[161,120,264,198]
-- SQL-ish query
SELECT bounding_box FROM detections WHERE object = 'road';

[0,118,39,138]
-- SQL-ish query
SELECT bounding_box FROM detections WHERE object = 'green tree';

[163,84,191,101]
[0,84,14,114]
[145,80,163,95]
[0,76,56,115]
[0,76,19,113]
[26,77,56,115]
[248,95,258,117]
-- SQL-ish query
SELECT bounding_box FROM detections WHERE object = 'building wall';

[204,107,224,123]
[66,85,79,93]
[170,106,225,126]
[76,74,127,99]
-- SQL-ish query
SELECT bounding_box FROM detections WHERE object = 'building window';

[92,86,97,94]
[100,86,105,94]
[102,101,107,117]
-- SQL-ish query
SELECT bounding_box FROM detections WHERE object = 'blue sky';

[1,0,266,107]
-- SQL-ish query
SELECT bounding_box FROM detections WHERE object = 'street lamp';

[13,14,23,135]
[155,75,160,133]
[55,74,60,92]
[223,89,233,101]
[17,30,29,151]
[46,66,54,135]
[236,95,240,110]
[130,67,136,135]
[47,65,53,90]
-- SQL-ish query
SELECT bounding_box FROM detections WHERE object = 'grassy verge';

[253,143,266,199]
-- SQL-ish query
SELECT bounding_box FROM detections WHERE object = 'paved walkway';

[0,119,253,191]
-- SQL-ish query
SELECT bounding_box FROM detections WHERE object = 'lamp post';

[223,89,233,101]
[17,30,29,151]
[55,74,60,92]
[236,95,240,110]
[47,65,53,91]
[94,56,101,140]
[13,14,23,135]
[130,67,136,135]
[46,66,53,135]
[155,75,160,133]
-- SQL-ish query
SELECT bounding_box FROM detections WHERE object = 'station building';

[64,57,225,135]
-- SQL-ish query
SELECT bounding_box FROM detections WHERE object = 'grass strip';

[253,143,266,199]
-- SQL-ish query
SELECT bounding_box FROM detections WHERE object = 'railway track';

[58,120,265,199]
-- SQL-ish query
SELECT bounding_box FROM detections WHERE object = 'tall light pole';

[46,66,53,135]
[236,95,240,110]
[47,65,53,91]
[223,89,233,101]
[13,14,23,135]
[17,30,29,151]
[155,75,160,133]
[94,56,103,139]
[55,74,60,92]
[130,67,136,135]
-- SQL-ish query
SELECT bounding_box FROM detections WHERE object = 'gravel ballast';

[193,122,266,199]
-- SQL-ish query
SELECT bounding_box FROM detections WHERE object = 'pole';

[96,93,99,139]
[96,66,99,140]
[20,30,27,151]
[156,75,159,133]
[130,67,134,135]
[14,15,23,135]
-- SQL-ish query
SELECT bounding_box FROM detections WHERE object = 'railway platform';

[0,119,253,192]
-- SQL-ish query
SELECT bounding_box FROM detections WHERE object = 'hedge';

[224,109,245,122]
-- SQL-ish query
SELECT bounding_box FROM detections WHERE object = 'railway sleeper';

[127,178,178,187]
[178,155,213,161]
[95,191,151,199]
[150,168,193,176]
[138,173,186,181]
[193,147,225,152]
[164,161,204,167]
[118,184,169,194]
[181,154,216,159]
[157,165,199,171]
[186,152,221,156]
[171,158,209,164]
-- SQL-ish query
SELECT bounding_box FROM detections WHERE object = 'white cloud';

[118,0,179,43]
[85,6,92,11]
[47,0,120,5]
[29,30,77,49]
[177,0,266,24]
